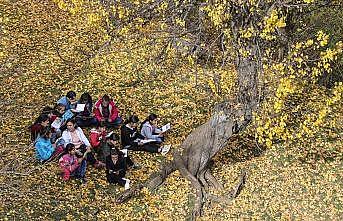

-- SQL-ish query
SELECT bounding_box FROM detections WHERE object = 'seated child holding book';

[57,91,77,111]
[140,113,165,144]
[76,92,97,127]
[105,133,132,190]
[29,114,50,142]
[93,94,123,128]
[51,103,74,133]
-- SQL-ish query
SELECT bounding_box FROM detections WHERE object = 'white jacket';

[62,127,90,147]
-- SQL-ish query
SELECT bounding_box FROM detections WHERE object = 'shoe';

[161,144,171,156]
[123,178,130,190]
[132,163,141,170]
[128,162,141,170]
[120,149,128,157]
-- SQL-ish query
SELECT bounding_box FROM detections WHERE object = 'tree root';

[230,169,247,198]
[116,153,247,221]
[205,169,247,204]
[204,169,224,190]
[173,151,204,220]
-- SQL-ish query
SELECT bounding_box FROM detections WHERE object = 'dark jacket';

[120,124,145,148]
[105,153,126,185]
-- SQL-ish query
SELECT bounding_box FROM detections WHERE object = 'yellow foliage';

[1,0,342,220]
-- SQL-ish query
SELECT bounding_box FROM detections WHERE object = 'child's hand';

[85,147,92,154]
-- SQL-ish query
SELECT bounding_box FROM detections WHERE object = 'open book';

[76,104,86,112]
[51,118,62,129]
[134,139,156,144]
[140,139,157,144]
[161,123,171,133]
[106,131,114,138]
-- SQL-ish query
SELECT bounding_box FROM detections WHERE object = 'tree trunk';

[116,10,260,220]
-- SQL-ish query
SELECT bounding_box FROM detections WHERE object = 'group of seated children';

[29,91,171,188]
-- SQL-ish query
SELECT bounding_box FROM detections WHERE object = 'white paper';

[76,104,85,112]
[140,139,156,144]
[161,123,171,132]
[106,131,114,138]
[51,118,62,129]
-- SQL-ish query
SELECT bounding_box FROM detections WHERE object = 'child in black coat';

[105,133,131,189]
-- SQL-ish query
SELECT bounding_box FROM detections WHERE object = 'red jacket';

[93,98,119,122]
[89,128,106,149]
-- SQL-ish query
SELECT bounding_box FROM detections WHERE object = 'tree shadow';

[216,135,266,164]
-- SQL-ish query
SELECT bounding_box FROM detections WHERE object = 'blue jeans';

[76,117,98,128]
[72,159,87,179]
[98,117,123,128]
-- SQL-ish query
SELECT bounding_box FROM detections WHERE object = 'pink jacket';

[59,154,79,172]
[93,98,119,122]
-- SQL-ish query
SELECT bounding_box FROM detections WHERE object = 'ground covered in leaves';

[1,0,342,220]
[0,63,342,220]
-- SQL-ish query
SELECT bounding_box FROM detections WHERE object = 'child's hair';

[140,113,158,130]
[55,103,66,110]
[79,92,92,104]
[41,106,54,115]
[102,94,110,102]
[147,113,158,122]
[53,103,66,117]
[29,114,49,131]
[66,118,77,128]
[108,133,119,141]
[40,127,51,138]
[110,148,119,156]
[66,91,76,99]
[33,114,49,125]
[125,115,139,124]
[66,143,75,152]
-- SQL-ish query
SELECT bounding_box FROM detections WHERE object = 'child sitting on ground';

[93,94,123,128]
[76,92,97,127]
[89,122,107,150]
[121,115,171,155]
[29,114,50,142]
[140,113,165,143]
[57,91,77,111]
[59,143,89,183]
[105,133,131,190]
[34,127,64,162]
